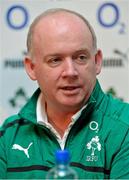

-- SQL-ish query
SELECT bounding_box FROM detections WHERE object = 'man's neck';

[47,107,75,137]
[40,95,81,137]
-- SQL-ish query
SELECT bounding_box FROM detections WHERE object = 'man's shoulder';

[1,114,19,125]
[117,100,129,126]
[0,114,23,137]
[99,96,129,147]
[105,95,129,126]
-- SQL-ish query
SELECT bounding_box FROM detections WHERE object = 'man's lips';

[61,86,80,90]
[59,86,81,94]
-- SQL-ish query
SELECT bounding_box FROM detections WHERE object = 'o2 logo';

[6,5,29,30]
[97,2,126,34]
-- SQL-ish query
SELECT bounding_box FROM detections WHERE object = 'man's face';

[26,13,102,112]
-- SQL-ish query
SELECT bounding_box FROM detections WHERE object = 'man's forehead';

[31,10,94,54]
[35,11,87,29]
[33,13,92,43]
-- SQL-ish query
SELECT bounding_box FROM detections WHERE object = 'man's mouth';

[61,86,79,90]
[60,86,81,95]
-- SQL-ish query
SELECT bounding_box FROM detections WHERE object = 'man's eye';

[79,55,87,60]
[52,58,60,63]
[48,58,62,67]
[76,54,88,64]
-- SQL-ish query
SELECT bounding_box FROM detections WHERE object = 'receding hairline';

[27,8,97,56]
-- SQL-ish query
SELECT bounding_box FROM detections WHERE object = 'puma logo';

[12,142,33,158]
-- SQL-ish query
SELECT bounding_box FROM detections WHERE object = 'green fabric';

[0,80,129,179]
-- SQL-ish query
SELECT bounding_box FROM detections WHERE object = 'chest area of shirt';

[8,111,107,166]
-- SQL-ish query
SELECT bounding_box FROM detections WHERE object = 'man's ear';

[24,56,37,80]
[95,49,103,75]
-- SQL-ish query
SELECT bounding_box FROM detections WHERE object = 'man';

[0,8,129,179]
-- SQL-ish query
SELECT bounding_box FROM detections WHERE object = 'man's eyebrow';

[44,49,91,58]
[76,49,89,52]
[74,49,91,55]
[44,53,62,58]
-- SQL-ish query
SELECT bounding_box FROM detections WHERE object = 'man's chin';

[59,100,83,112]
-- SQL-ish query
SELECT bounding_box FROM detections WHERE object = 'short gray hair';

[27,8,97,56]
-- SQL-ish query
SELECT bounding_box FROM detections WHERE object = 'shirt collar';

[37,93,48,125]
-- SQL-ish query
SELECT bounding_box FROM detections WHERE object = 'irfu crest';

[86,136,101,156]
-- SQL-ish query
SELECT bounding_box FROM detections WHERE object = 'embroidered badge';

[86,136,101,162]
[89,121,99,133]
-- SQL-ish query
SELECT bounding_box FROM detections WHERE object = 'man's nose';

[61,58,78,77]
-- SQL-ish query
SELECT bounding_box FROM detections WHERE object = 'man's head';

[24,8,102,113]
